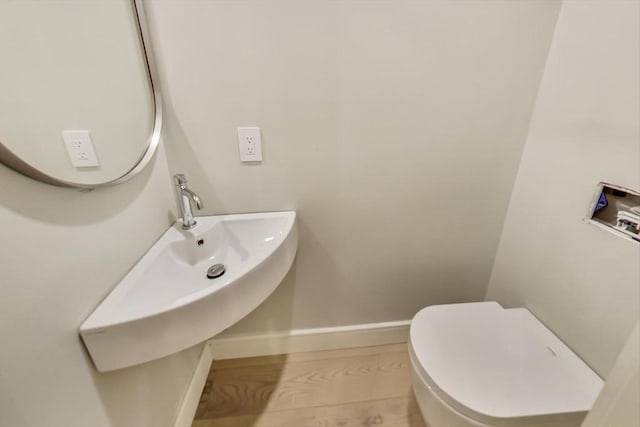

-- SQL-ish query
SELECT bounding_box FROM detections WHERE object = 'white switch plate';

[62,130,99,168]
[237,127,262,162]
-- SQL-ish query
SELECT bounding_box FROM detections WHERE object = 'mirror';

[0,0,161,190]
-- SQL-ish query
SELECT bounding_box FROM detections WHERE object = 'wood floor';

[192,343,426,427]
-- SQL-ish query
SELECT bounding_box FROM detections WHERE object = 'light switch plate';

[62,130,99,168]
[237,127,262,162]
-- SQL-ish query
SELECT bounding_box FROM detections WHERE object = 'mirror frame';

[0,0,162,191]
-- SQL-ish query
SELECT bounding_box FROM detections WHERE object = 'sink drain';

[206,264,225,279]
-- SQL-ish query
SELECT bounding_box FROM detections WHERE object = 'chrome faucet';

[174,174,202,229]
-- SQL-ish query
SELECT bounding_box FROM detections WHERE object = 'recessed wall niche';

[586,183,640,243]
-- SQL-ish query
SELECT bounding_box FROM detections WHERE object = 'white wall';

[144,0,560,336]
[583,322,640,427]
[0,144,203,427]
[487,0,640,378]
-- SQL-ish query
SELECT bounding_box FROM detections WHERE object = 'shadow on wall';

[0,153,159,226]
[215,214,348,336]
[161,95,224,218]
[89,340,204,427]
[220,258,298,338]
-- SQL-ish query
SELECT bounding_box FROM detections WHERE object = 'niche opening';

[586,183,640,243]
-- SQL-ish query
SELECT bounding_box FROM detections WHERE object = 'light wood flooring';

[192,343,426,427]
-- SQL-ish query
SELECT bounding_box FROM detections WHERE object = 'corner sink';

[80,211,297,372]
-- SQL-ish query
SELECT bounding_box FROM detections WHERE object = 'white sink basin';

[80,211,297,372]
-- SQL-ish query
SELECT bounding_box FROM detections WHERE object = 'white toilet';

[408,302,604,427]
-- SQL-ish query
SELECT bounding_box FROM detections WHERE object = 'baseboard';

[208,320,411,360]
[173,342,214,427]
[172,321,411,425]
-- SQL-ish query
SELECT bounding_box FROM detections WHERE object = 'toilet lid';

[409,302,603,424]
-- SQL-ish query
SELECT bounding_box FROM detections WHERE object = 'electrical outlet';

[62,130,99,168]
[237,127,262,162]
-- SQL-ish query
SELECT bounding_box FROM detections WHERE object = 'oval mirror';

[0,0,161,190]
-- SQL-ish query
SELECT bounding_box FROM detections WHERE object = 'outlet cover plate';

[237,127,262,162]
[62,130,99,168]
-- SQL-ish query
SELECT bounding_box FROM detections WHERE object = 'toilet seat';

[409,302,603,426]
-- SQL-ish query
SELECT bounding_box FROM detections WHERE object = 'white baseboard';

[172,321,411,426]
[173,342,214,427]
[208,320,411,360]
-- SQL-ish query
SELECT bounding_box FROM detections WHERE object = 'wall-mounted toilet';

[408,302,604,427]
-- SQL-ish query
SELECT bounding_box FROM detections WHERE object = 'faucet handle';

[174,173,187,186]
